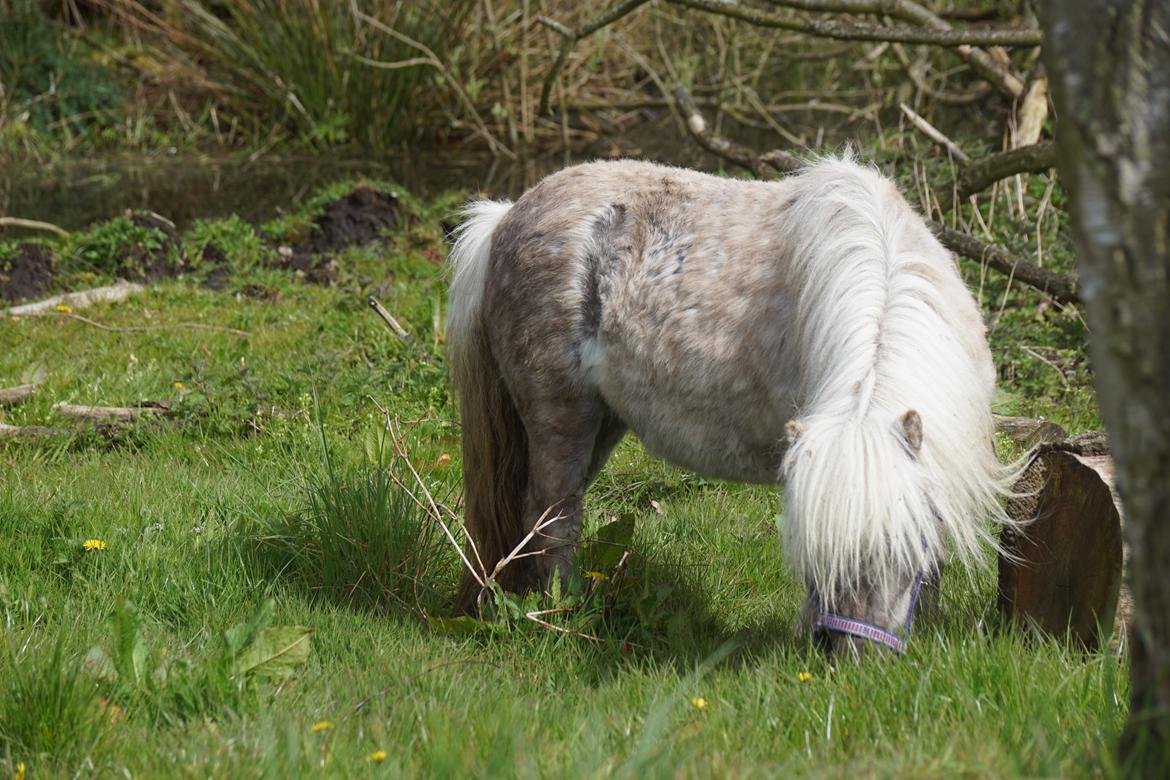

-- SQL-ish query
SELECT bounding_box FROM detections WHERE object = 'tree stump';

[997,430,1131,651]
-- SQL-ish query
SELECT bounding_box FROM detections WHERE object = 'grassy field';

[0,178,1124,778]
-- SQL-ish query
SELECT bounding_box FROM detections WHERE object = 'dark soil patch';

[237,283,282,303]
[121,213,187,280]
[1,243,56,303]
[276,187,399,284]
[300,187,400,254]
[201,263,232,291]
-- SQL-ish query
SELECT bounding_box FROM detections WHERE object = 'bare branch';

[538,0,654,116]
[34,311,252,338]
[0,423,70,439]
[762,0,1029,95]
[935,141,1058,212]
[673,85,800,178]
[900,103,972,163]
[930,222,1080,305]
[670,0,1043,47]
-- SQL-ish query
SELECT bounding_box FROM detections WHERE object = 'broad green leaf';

[224,598,275,657]
[113,602,147,684]
[578,513,637,573]
[233,625,314,680]
[82,645,117,680]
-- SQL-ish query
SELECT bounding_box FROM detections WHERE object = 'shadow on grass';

[233,452,819,682]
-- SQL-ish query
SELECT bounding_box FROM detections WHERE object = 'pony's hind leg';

[518,399,614,589]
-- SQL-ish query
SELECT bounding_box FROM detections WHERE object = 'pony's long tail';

[446,200,533,613]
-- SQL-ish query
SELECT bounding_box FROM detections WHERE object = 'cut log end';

[998,436,1128,651]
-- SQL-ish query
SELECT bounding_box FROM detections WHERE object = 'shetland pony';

[446,156,1014,654]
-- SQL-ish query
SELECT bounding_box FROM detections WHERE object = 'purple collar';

[814,573,924,654]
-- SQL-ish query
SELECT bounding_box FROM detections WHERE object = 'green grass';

[0,181,1125,778]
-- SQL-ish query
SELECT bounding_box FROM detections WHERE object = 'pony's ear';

[900,410,923,454]
[784,420,805,445]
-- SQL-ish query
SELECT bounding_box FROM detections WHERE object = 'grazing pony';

[446,156,1015,654]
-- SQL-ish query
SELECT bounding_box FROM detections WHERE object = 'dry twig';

[368,297,412,341]
[41,311,251,338]
[0,217,70,237]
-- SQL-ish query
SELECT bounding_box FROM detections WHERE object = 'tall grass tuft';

[0,636,109,767]
[0,0,122,134]
[253,435,453,615]
[123,0,473,149]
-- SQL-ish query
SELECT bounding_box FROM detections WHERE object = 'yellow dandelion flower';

[173,381,186,391]
[366,750,388,763]
[82,539,107,552]
[310,720,333,733]
[583,571,609,582]
[691,697,707,710]
[55,304,73,313]
[797,672,813,683]
[14,762,27,780]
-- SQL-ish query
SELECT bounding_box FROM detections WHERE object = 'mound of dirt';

[121,213,187,280]
[276,187,400,283]
[300,187,400,255]
[1,243,56,303]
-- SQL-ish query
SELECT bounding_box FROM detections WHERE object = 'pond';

[1,120,723,232]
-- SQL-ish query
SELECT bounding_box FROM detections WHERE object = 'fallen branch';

[54,402,168,424]
[952,141,1057,207]
[929,222,1080,305]
[0,423,71,439]
[0,384,38,407]
[3,281,145,317]
[0,217,70,237]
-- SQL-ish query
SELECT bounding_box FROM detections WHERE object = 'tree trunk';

[1039,0,1170,771]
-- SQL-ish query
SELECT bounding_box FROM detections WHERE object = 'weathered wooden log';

[0,422,70,439]
[0,384,37,406]
[998,431,1130,650]
[53,401,169,424]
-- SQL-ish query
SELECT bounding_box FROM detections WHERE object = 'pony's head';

[783,410,947,658]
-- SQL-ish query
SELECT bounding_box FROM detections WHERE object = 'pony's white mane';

[779,156,1019,606]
